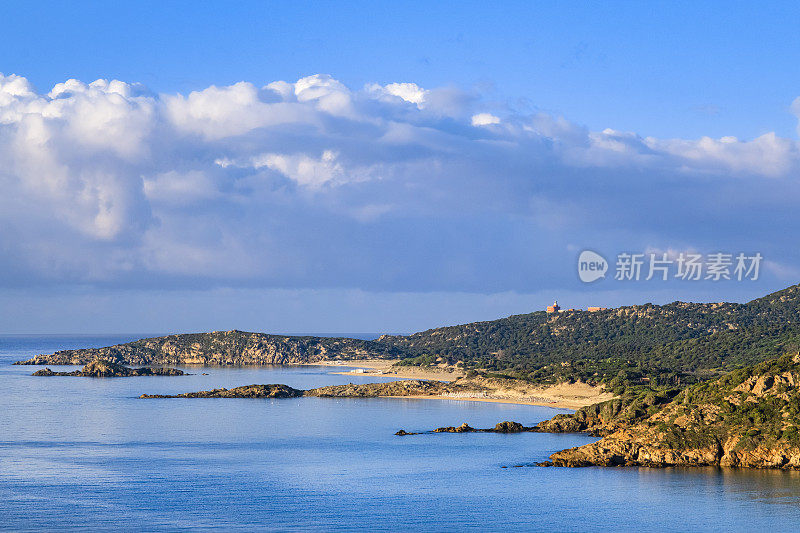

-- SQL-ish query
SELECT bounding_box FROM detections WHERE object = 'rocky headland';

[537,353,800,469]
[15,330,407,366]
[32,359,186,377]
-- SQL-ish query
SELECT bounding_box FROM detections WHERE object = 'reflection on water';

[637,466,800,506]
[2,335,800,532]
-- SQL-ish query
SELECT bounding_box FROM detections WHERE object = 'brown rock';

[140,383,303,399]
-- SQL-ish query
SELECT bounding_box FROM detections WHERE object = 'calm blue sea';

[3,335,800,532]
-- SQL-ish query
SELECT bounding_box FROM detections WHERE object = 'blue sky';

[4,1,800,140]
[1,1,799,333]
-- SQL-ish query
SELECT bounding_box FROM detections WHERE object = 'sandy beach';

[397,381,615,410]
[318,358,464,381]
[309,359,613,410]
[384,395,581,409]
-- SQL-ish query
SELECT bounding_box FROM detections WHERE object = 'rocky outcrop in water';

[32,359,185,377]
[396,421,534,436]
[540,353,800,469]
[15,330,408,366]
[141,384,303,399]
[434,422,476,433]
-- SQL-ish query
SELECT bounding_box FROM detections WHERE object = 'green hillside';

[381,284,800,390]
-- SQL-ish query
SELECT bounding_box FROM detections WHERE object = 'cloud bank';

[2,72,800,294]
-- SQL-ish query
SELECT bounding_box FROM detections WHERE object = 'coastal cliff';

[15,330,407,366]
[542,353,800,469]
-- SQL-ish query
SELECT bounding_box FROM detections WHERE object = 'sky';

[1,1,800,334]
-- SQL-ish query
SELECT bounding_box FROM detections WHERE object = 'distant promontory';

[15,330,407,366]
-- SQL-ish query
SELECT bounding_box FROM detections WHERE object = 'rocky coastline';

[535,353,800,469]
[23,324,800,470]
[33,353,800,470]
[358,353,800,471]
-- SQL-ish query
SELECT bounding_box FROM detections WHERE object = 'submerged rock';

[32,359,185,377]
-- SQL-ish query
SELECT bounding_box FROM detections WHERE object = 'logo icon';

[578,250,608,283]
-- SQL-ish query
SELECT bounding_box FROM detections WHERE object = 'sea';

[3,335,800,532]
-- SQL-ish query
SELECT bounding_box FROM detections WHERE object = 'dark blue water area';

[2,336,800,531]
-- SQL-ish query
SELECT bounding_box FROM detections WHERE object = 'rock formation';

[32,359,185,377]
[433,423,476,433]
[395,420,534,435]
[141,384,303,399]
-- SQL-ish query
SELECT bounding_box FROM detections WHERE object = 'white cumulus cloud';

[471,112,500,126]
[252,150,345,188]
[0,71,799,293]
[366,82,428,108]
